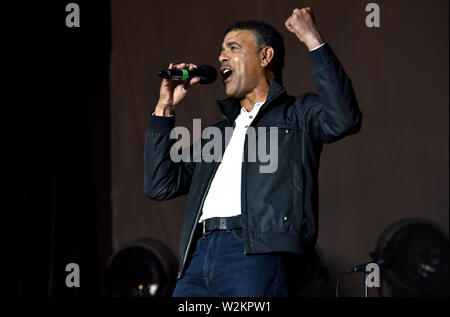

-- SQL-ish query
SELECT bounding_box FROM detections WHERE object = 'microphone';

[342,255,394,274]
[158,64,217,84]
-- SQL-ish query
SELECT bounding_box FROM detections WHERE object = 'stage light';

[105,239,179,297]
[373,218,449,296]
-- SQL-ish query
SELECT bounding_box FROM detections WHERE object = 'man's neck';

[240,86,269,112]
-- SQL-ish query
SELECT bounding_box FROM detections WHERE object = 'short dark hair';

[225,20,285,85]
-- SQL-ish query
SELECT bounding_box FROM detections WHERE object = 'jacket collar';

[216,79,287,123]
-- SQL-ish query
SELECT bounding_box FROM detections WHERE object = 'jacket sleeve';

[296,43,363,143]
[143,113,196,201]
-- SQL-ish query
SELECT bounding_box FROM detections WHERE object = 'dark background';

[11,0,448,297]
[12,1,111,296]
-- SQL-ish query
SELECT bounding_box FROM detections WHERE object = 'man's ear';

[260,46,275,68]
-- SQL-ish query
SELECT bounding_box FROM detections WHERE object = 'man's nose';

[218,51,228,63]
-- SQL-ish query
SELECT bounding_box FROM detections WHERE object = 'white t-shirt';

[199,101,265,222]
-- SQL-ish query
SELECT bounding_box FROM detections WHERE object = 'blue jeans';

[172,228,288,297]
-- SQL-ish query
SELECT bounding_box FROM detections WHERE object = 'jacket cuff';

[148,110,175,132]
[308,43,335,70]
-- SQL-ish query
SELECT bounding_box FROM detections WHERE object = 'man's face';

[219,30,265,99]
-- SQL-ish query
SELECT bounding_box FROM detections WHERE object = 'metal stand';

[364,272,368,297]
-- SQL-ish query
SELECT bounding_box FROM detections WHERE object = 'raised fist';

[285,7,324,50]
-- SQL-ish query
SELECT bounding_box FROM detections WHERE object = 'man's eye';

[231,46,238,51]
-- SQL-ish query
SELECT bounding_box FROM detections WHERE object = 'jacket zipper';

[177,162,220,280]
[240,133,248,253]
[239,104,269,252]
[239,94,285,252]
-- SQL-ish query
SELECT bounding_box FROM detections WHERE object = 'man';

[144,8,362,297]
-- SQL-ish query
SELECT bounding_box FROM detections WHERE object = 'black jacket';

[144,43,362,279]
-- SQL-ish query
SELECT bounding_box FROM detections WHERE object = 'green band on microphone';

[181,69,188,80]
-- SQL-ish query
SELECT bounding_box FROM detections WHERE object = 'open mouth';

[220,66,233,83]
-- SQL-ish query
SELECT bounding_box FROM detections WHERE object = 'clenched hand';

[285,7,324,50]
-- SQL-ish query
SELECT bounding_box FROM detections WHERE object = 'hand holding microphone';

[155,63,217,117]
[155,62,198,117]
